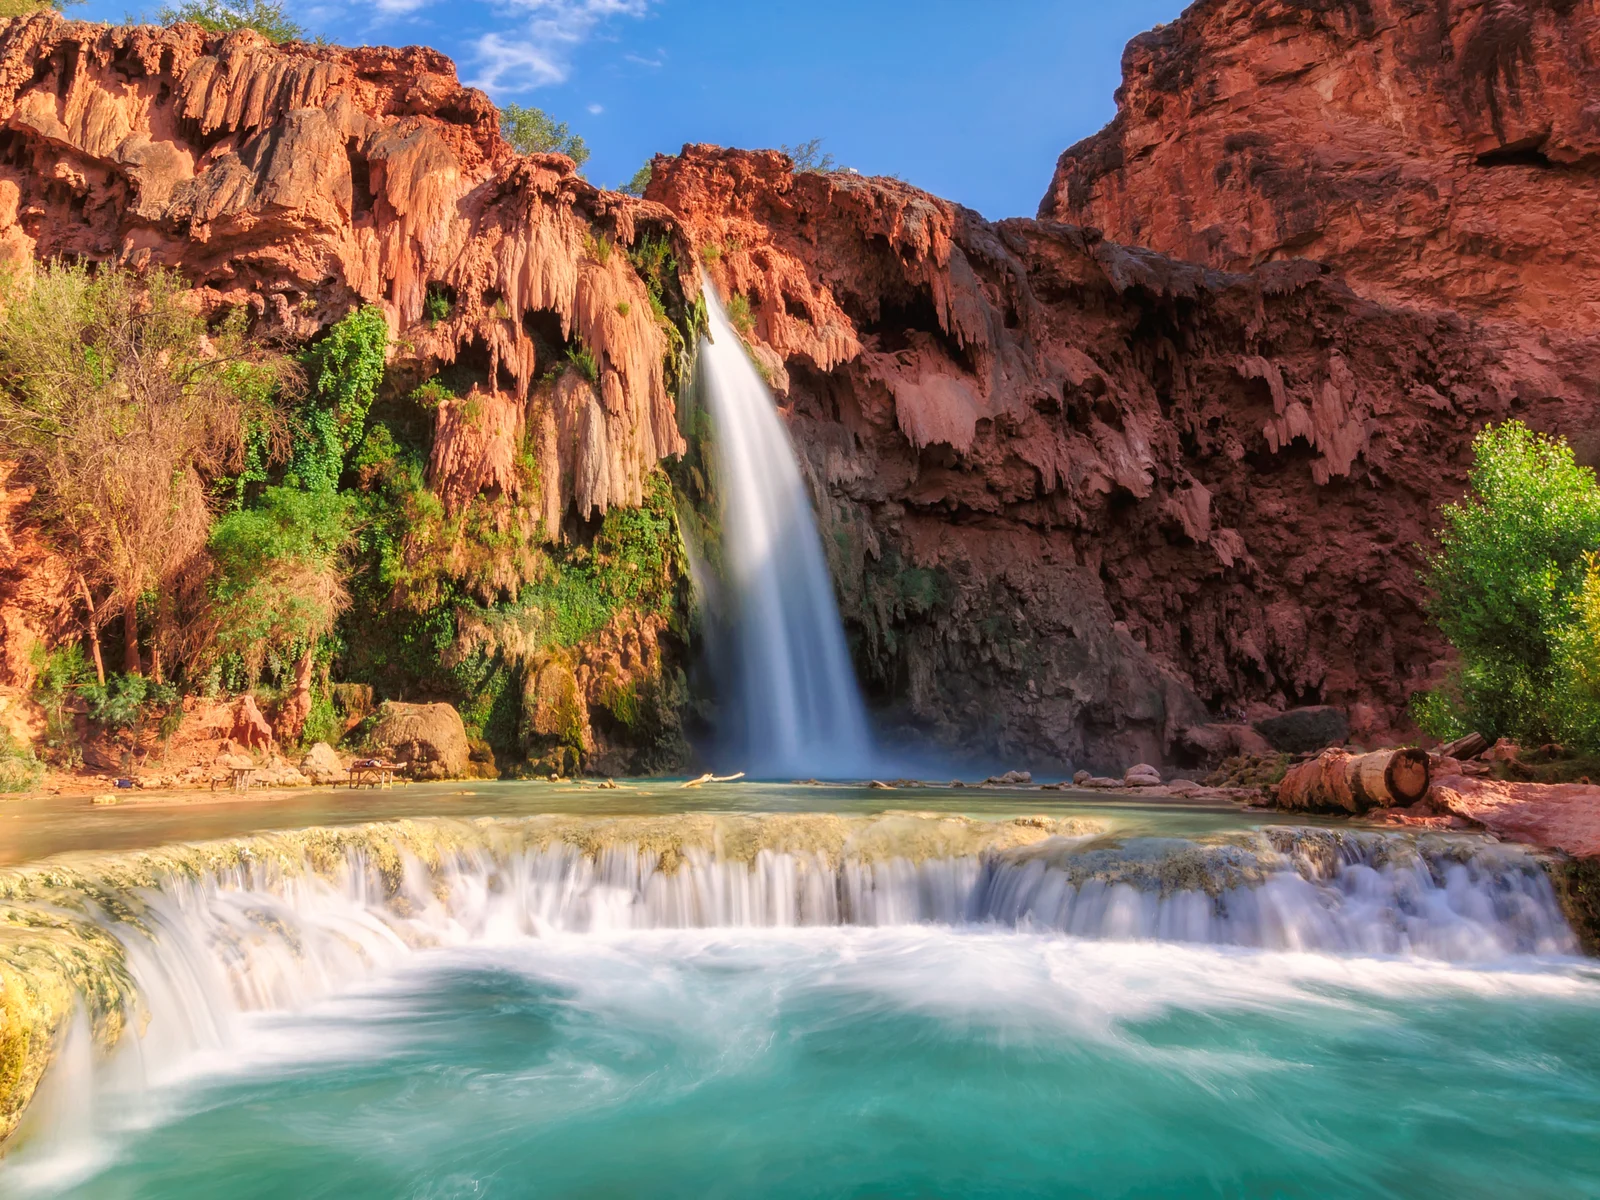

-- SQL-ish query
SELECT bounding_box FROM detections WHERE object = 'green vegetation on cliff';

[0,250,701,778]
[156,0,303,41]
[499,104,590,169]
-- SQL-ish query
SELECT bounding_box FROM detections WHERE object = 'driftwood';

[1276,748,1431,813]
[680,772,747,789]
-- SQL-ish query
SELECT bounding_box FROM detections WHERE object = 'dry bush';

[0,262,295,680]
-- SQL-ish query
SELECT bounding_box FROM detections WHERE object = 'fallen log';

[1276,748,1431,813]
[1439,732,1490,761]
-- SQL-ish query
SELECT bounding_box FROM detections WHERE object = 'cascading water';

[0,815,1590,1194]
[696,280,875,778]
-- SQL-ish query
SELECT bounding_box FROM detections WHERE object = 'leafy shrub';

[32,643,92,763]
[615,301,631,318]
[699,242,721,265]
[209,485,354,684]
[0,732,43,794]
[1418,421,1600,747]
[781,139,838,174]
[619,162,653,197]
[158,0,303,41]
[727,293,755,336]
[290,305,388,492]
[499,104,590,169]
[80,673,178,735]
[584,232,613,267]
[423,284,452,325]
[567,340,599,384]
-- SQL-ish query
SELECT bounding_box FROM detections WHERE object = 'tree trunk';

[1276,748,1431,813]
[149,593,166,686]
[75,574,105,685]
[123,603,140,676]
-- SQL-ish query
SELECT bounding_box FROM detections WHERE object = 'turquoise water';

[12,927,1600,1198]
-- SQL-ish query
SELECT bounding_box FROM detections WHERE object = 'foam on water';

[0,824,1586,1193]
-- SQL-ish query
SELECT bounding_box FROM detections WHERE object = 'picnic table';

[346,759,405,789]
[211,766,257,792]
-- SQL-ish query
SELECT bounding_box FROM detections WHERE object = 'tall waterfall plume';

[697,279,874,778]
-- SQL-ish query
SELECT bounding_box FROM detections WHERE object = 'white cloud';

[469,31,568,89]
[587,103,604,114]
[467,0,655,92]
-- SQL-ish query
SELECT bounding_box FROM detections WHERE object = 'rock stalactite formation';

[652,144,1592,768]
[0,13,682,532]
[0,9,1595,769]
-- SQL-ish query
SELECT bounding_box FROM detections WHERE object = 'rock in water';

[1254,707,1349,754]
[1124,764,1162,787]
[367,702,471,780]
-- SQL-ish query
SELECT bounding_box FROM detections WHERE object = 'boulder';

[299,742,347,785]
[1253,707,1349,754]
[983,770,1033,786]
[1179,723,1272,765]
[1165,778,1203,795]
[1124,763,1162,787]
[231,696,274,750]
[367,701,471,780]
[1072,770,1092,785]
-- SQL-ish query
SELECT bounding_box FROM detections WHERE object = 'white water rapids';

[696,280,875,778]
[0,825,1581,1190]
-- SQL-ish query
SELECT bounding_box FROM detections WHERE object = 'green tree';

[499,104,590,169]
[619,161,653,197]
[157,0,303,41]
[0,262,293,682]
[1417,420,1600,746]
[0,0,73,18]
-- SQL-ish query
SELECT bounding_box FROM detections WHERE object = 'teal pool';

[10,927,1600,1198]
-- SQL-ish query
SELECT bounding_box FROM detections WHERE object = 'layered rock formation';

[0,7,1594,771]
[652,145,1589,769]
[0,13,697,762]
[1041,0,1600,342]
[0,11,683,548]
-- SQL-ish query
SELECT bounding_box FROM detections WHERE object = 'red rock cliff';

[0,12,691,686]
[653,144,1592,767]
[1041,0,1600,344]
[1,11,1595,769]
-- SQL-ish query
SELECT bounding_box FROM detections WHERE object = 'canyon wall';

[653,144,1590,768]
[1041,0,1600,340]
[0,7,1594,770]
[0,13,697,770]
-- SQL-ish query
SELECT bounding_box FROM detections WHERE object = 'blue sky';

[86,0,1185,218]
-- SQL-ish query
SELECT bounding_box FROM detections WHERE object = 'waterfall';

[697,280,875,778]
[0,816,1579,1158]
